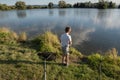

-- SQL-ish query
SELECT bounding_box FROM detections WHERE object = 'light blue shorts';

[62,45,69,55]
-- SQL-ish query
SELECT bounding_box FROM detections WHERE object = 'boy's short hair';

[65,26,71,33]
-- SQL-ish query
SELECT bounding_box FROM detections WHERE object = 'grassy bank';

[0,27,120,80]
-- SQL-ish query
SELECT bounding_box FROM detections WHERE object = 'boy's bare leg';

[62,55,66,64]
[66,54,69,66]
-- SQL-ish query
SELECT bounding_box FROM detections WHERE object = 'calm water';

[0,9,120,54]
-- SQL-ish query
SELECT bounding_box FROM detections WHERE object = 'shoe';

[66,63,69,66]
[62,63,66,66]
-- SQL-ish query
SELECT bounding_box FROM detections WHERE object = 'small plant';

[105,48,118,64]
[18,32,27,42]
[87,53,103,69]
[0,27,18,45]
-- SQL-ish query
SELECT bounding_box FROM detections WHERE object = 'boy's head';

[65,26,71,33]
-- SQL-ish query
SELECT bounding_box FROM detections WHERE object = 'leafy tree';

[119,5,120,8]
[10,6,16,9]
[0,4,11,10]
[98,1,108,9]
[97,1,116,9]
[48,2,54,8]
[58,0,67,8]
[66,4,72,8]
[108,1,116,8]
[73,2,96,8]
[15,1,26,10]
[73,1,116,9]
[27,5,34,9]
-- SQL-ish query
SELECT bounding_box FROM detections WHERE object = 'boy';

[60,27,72,66]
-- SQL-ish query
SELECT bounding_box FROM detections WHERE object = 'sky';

[0,0,119,5]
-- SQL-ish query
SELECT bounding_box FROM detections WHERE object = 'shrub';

[104,48,118,64]
[31,31,61,56]
[18,32,27,42]
[102,63,120,79]
[87,53,103,69]
[70,47,83,61]
[0,28,18,45]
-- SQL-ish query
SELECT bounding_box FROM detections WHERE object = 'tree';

[27,5,34,9]
[0,4,11,10]
[97,1,108,9]
[119,5,120,8]
[48,2,54,8]
[108,1,116,8]
[66,4,72,8]
[15,1,26,10]
[58,0,67,8]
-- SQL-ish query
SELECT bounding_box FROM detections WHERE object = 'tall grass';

[0,27,18,45]
[18,32,27,42]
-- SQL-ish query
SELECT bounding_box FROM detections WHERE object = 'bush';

[104,48,118,64]
[31,31,61,55]
[27,5,34,9]
[102,63,120,79]
[18,32,27,42]
[87,53,103,69]
[0,4,11,10]
[70,47,83,60]
[0,28,18,45]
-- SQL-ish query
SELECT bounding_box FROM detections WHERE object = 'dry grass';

[18,32,27,42]
[0,27,10,33]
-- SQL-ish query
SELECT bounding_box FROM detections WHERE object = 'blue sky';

[0,0,119,5]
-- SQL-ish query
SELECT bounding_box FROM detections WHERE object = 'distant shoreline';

[0,1,120,11]
[0,7,120,11]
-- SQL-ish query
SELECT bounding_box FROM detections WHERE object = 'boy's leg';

[66,54,69,66]
[62,54,66,64]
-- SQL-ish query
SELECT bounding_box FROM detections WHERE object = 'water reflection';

[0,11,9,18]
[97,10,108,19]
[72,27,95,45]
[16,10,27,18]
[49,9,54,16]
[76,28,120,54]
[58,9,66,16]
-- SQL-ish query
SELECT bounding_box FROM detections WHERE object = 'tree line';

[0,0,120,10]
[73,1,116,9]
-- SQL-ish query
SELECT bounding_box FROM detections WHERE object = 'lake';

[0,9,120,54]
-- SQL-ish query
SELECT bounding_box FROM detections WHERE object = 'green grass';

[0,27,120,80]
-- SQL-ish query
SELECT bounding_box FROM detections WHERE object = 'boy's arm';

[69,36,72,46]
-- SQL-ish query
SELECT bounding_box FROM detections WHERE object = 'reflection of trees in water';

[49,9,54,16]
[97,9,112,19]
[0,12,9,18]
[74,9,92,16]
[0,12,9,19]
[58,9,66,16]
[96,9,119,29]
[74,9,81,16]
[16,10,27,18]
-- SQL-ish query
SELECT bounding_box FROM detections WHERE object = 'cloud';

[72,27,95,45]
